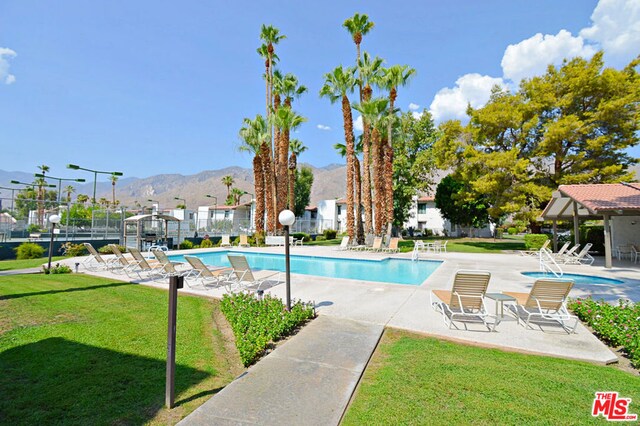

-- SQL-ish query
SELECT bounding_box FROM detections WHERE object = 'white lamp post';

[47,214,61,273]
[278,209,296,310]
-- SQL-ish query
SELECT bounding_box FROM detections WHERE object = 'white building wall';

[611,216,640,249]
[316,200,337,232]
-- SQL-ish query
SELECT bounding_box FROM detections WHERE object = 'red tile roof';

[559,183,640,212]
[417,196,435,202]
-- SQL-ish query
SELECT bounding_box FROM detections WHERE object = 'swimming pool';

[170,251,441,286]
[521,272,624,286]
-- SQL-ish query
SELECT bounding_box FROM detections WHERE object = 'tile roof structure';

[559,183,640,213]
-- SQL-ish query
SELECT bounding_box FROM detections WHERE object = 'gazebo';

[124,213,182,251]
[540,183,640,268]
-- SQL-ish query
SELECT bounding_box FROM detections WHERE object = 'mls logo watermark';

[592,392,638,421]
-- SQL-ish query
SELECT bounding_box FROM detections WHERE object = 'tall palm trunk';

[354,157,364,244]
[37,184,44,227]
[261,142,276,233]
[112,183,116,206]
[342,95,355,240]
[276,126,289,228]
[253,155,265,234]
[288,153,296,210]
[372,127,384,234]
[383,144,394,234]
[361,85,374,234]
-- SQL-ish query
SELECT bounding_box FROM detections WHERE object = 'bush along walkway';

[179,316,384,426]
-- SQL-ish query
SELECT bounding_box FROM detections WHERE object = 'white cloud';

[408,102,420,111]
[501,30,596,83]
[0,47,17,85]
[580,0,640,62]
[353,115,363,132]
[316,124,331,131]
[411,111,424,120]
[429,73,505,123]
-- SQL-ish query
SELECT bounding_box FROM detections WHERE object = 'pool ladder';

[539,247,563,278]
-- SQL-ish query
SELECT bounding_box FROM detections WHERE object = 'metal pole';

[92,171,97,204]
[166,275,182,409]
[47,223,56,272]
[284,224,291,310]
[57,178,62,203]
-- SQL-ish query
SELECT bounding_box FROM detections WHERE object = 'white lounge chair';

[519,239,550,256]
[220,235,232,248]
[430,270,492,330]
[127,247,164,278]
[504,279,578,333]
[380,237,400,253]
[334,236,350,251]
[82,243,119,271]
[552,241,571,257]
[364,237,383,252]
[223,254,281,293]
[562,243,594,265]
[184,255,232,288]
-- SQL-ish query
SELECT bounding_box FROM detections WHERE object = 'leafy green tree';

[15,188,57,221]
[435,52,640,221]
[435,175,489,232]
[293,166,313,218]
[393,110,438,228]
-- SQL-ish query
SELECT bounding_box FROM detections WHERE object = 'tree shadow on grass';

[0,337,212,425]
[0,282,133,301]
[455,241,526,251]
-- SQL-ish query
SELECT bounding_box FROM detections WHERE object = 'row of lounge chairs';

[430,270,578,333]
[520,241,594,265]
[81,243,279,293]
[335,235,400,253]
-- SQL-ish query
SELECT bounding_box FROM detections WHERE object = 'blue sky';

[1,0,638,181]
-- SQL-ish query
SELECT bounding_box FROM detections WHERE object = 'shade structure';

[124,213,182,250]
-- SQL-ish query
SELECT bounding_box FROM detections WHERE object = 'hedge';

[523,234,549,250]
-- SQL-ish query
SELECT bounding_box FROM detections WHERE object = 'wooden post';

[572,202,580,245]
[552,220,558,253]
[603,214,612,269]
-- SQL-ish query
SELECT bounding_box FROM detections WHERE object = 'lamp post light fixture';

[278,209,296,310]
[147,199,160,213]
[66,164,123,204]
[174,197,186,209]
[35,173,86,203]
[46,214,61,273]
[11,179,56,189]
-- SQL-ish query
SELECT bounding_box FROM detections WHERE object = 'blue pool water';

[170,251,441,285]
[521,272,624,285]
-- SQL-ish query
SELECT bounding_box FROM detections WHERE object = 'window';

[337,205,342,215]
[418,203,427,214]
[224,211,230,219]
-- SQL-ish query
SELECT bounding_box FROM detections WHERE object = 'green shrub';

[507,227,518,235]
[580,225,605,254]
[59,242,87,257]
[26,224,41,234]
[253,231,265,246]
[220,292,315,366]
[523,234,549,250]
[15,242,45,259]
[315,235,326,242]
[179,240,193,250]
[42,263,72,274]
[292,232,311,242]
[200,239,213,248]
[569,298,639,368]
[323,229,337,240]
[98,244,127,254]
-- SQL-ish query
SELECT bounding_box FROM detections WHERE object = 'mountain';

[1,162,638,210]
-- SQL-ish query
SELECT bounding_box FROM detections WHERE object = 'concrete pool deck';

[66,245,639,365]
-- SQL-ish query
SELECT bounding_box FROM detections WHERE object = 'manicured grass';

[305,238,343,246]
[0,256,67,271]
[398,237,526,253]
[343,329,639,425]
[0,274,242,425]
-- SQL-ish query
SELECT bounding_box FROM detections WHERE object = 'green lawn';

[0,256,67,271]
[0,274,242,425]
[399,237,525,253]
[344,329,639,425]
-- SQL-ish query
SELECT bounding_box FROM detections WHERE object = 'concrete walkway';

[178,316,383,426]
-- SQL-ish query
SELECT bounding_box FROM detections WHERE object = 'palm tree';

[353,97,389,235]
[320,66,357,240]
[259,25,286,147]
[270,106,306,226]
[334,138,365,243]
[76,194,89,205]
[343,13,375,101]
[239,114,270,234]
[230,188,245,206]
[357,52,385,234]
[288,139,307,209]
[221,175,235,198]
[64,185,75,203]
[109,174,119,206]
[381,65,416,231]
